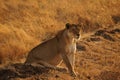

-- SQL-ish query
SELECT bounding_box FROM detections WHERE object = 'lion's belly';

[48,54,62,66]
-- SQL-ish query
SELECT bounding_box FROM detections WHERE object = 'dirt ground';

[0,25,120,80]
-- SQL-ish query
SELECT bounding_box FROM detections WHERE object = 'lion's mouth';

[76,36,79,39]
[76,34,80,39]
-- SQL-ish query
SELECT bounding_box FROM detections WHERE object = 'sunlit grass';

[0,0,119,65]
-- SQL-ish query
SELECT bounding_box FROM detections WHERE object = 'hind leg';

[36,60,67,72]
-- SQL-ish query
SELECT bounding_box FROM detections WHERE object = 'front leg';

[68,53,75,70]
[61,52,76,77]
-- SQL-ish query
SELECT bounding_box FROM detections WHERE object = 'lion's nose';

[77,34,80,37]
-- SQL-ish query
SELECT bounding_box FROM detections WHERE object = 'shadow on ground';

[0,63,49,80]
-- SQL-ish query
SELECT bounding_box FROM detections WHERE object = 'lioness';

[24,23,82,77]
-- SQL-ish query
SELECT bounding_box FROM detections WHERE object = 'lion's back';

[25,37,59,64]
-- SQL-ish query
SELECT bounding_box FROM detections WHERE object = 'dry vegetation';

[0,0,120,80]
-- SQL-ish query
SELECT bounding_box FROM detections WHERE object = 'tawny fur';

[25,23,82,77]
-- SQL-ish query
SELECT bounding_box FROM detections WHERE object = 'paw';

[56,67,67,72]
[70,71,77,77]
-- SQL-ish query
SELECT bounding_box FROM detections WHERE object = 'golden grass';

[0,0,120,65]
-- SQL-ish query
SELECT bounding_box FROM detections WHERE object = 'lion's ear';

[78,23,84,29]
[66,23,70,29]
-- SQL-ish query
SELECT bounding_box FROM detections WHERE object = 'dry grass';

[0,0,120,66]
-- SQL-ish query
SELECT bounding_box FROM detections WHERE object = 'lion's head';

[65,23,82,40]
